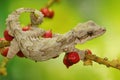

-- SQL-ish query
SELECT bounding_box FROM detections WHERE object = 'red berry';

[1,47,9,57]
[86,49,92,54]
[0,38,5,41]
[63,52,80,68]
[22,26,30,31]
[63,55,73,68]
[17,51,24,57]
[67,52,80,64]
[43,30,52,38]
[40,8,54,18]
[48,9,54,18]
[4,30,14,41]
[40,8,49,17]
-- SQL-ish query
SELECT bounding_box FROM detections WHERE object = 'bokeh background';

[0,0,120,80]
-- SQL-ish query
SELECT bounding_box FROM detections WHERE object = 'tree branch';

[84,53,120,70]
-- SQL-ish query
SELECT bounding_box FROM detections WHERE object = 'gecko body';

[6,8,106,61]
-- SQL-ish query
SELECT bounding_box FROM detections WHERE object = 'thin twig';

[0,40,10,48]
[45,0,59,8]
[0,58,9,76]
[84,53,120,70]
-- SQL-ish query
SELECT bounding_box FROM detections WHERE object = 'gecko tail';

[6,8,44,37]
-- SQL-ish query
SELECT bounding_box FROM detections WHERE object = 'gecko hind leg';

[7,39,20,59]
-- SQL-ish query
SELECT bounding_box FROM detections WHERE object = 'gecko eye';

[87,31,93,36]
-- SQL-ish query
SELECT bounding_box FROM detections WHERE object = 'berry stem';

[0,40,10,48]
[45,0,59,8]
[0,58,9,76]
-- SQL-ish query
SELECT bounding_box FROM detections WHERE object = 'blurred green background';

[0,0,120,80]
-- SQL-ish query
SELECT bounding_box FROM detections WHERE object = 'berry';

[1,47,9,57]
[86,49,92,54]
[63,55,73,68]
[67,52,80,63]
[17,51,24,57]
[4,30,14,41]
[40,8,49,17]
[43,30,52,38]
[63,52,80,68]
[22,26,30,31]
[40,8,54,18]
[48,9,54,18]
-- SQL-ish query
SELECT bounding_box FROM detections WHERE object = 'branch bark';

[84,53,120,70]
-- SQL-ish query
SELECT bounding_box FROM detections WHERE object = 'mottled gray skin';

[6,8,106,61]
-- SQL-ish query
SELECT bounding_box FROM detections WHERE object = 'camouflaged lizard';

[6,8,106,62]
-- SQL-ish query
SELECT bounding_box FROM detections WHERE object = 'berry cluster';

[63,49,92,68]
[40,8,54,18]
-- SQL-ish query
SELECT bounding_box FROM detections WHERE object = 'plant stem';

[0,58,9,76]
[0,41,10,48]
[45,0,59,8]
[85,53,120,70]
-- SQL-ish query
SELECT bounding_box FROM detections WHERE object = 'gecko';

[6,8,106,62]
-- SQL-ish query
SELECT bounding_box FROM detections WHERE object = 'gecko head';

[73,20,106,43]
